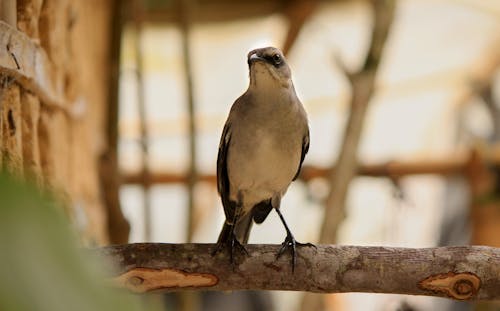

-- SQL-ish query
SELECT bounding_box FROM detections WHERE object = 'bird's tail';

[217,213,254,244]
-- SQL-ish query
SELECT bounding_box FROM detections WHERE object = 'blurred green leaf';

[0,173,153,311]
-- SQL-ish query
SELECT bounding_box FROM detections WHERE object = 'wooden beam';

[138,0,351,25]
[122,171,214,185]
[120,150,492,185]
[141,0,287,24]
[302,156,467,180]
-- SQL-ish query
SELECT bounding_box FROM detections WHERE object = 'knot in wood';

[418,272,481,300]
[127,276,144,286]
[113,267,218,293]
[454,279,473,296]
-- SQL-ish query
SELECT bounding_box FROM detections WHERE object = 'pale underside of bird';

[215,46,314,270]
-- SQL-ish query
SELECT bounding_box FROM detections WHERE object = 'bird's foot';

[212,233,249,265]
[276,234,316,272]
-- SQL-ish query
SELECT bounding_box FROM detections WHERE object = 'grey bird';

[215,46,312,269]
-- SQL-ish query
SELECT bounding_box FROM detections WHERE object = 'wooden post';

[131,0,152,242]
[179,0,198,243]
[100,0,130,245]
[301,2,396,310]
[178,1,201,310]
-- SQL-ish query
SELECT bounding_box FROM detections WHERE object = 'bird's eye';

[272,54,282,65]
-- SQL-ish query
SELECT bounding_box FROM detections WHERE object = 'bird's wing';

[216,120,234,220]
[292,128,309,181]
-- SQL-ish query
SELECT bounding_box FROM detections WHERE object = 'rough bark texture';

[0,21,65,110]
[20,91,41,183]
[1,82,23,176]
[69,0,118,245]
[1,1,119,245]
[16,0,43,38]
[1,0,17,26]
[97,243,500,301]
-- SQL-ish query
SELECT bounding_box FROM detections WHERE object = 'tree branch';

[320,0,396,244]
[97,243,500,300]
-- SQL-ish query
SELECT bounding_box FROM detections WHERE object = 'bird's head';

[247,47,292,89]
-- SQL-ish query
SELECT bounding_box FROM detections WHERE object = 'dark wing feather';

[292,129,310,181]
[252,199,273,224]
[216,121,234,221]
[216,121,255,243]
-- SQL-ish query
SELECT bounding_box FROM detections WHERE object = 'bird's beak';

[247,52,263,66]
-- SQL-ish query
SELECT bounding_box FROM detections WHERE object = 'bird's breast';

[227,123,302,209]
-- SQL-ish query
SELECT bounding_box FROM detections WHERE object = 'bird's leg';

[212,222,231,255]
[229,230,249,264]
[228,207,249,262]
[212,206,248,264]
[275,208,315,272]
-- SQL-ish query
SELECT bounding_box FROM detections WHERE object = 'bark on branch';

[0,21,67,114]
[97,243,500,301]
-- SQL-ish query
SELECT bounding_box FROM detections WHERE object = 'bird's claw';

[212,233,248,265]
[276,234,315,272]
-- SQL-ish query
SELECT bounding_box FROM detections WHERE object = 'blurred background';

[1,0,500,310]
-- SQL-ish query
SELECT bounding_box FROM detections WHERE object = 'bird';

[215,46,313,270]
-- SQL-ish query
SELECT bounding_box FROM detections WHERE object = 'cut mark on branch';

[418,272,481,300]
[113,267,218,293]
